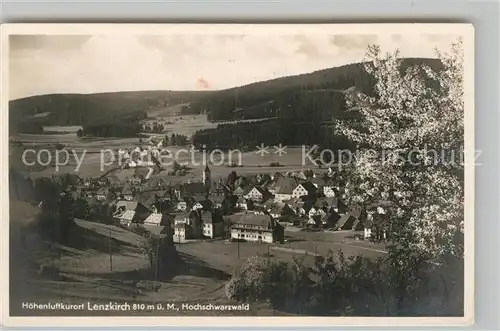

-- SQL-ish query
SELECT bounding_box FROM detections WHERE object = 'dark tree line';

[142,122,165,133]
[82,122,142,138]
[169,133,189,146]
[192,119,355,153]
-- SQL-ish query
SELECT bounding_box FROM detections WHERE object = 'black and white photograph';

[2,24,474,327]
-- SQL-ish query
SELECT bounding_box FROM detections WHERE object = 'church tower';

[202,164,211,193]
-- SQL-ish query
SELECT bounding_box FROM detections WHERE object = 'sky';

[9,33,458,100]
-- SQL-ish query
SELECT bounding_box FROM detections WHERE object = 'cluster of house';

[233,173,354,228]
[230,170,391,240]
[72,164,388,243]
[116,144,167,169]
[103,165,285,244]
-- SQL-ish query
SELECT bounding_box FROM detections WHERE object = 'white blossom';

[338,39,465,260]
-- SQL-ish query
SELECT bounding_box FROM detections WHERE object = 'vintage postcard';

[1,23,474,327]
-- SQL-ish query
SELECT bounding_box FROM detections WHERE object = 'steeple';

[202,163,211,192]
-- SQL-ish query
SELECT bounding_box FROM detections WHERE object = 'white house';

[244,187,271,203]
[236,197,248,210]
[271,177,297,202]
[173,212,202,239]
[323,186,338,198]
[292,182,316,198]
[308,206,326,220]
[201,211,225,239]
[176,201,187,211]
[230,214,284,244]
[191,202,204,211]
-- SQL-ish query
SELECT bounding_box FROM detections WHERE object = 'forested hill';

[8,90,210,133]
[184,58,442,122]
[9,58,441,134]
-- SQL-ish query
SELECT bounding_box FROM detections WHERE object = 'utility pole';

[237,239,240,260]
[108,230,113,272]
[267,245,270,264]
[154,236,160,289]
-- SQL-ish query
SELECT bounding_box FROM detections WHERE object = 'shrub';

[225,250,463,316]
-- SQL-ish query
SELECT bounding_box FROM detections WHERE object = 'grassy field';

[8,202,274,316]
[9,199,386,317]
[11,129,321,180]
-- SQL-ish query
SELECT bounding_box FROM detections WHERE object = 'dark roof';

[201,211,223,223]
[181,182,206,196]
[122,185,134,195]
[298,181,317,194]
[136,192,157,207]
[322,210,340,223]
[311,176,332,187]
[318,197,347,209]
[152,200,172,212]
[134,167,150,178]
[284,198,305,209]
[97,187,109,195]
[115,201,139,211]
[335,214,356,230]
[193,194,207,202]
[235,213,276,228]
[174,212,190,220]
[272,177,299,194]
[210,195,225,204]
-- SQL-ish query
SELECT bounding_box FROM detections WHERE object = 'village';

[54,138,389,248]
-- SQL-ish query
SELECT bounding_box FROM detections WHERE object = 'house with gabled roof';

[201,211,225,238]
[136,191,158,208]
[317,197,348,215]
[150,200,172,215]
[310,176,337,197]
[266,202,287,219]
[236,196,250,210]
[209,194,225,209]
[362,201,392,239]
[114,201,151,227]
[120,185,134,201]
[143,212,170,226]
[321,209,341,228]
[173,211,202,239]
[308,205,326,220]
[244,186,272,203]
[230,213,284,244]
[283,198,306,216]
[96,187,112,201]
[269,177,299,202]
[334,213,357,231]
[175,196,193,211]
[292,181,317,199]
[233,185,247,197]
